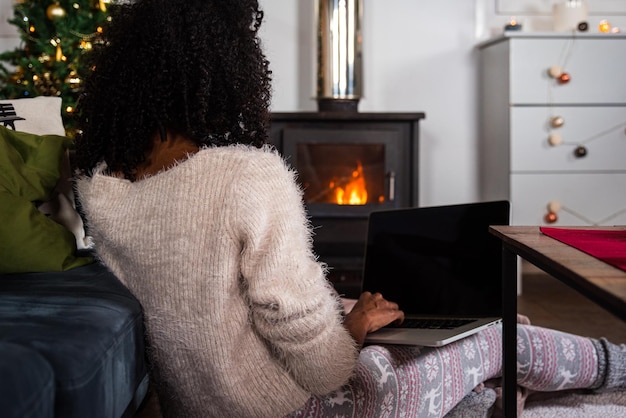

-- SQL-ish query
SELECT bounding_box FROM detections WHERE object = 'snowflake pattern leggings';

[287,324,599,418]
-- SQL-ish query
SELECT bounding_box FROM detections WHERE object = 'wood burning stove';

[266,2,425,296]
[269,111,425,297]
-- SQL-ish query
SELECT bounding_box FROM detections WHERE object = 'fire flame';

[332,162,368,205]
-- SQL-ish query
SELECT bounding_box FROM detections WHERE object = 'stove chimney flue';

[316,0,363,112]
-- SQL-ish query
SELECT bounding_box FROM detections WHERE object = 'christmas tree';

[0,0,115,136]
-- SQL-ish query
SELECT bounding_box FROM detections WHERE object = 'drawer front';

[510,38,626,105]
[511,173,626,226]
[510,106,626,172]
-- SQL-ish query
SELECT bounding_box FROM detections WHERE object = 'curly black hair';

[75,0,272,179]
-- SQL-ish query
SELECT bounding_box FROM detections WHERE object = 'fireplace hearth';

[269,111,425,297]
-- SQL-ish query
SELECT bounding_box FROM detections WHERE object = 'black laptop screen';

[361,201,510,317]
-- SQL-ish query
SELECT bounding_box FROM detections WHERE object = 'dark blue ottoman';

[0,341,55,418]
[0,262,148,418]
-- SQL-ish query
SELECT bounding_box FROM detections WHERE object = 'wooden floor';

[518,261,626,343]
[132,263,626,417]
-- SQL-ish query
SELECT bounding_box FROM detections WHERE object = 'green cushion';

[0,125,92,273]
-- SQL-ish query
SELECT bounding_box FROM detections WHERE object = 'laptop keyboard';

[395,318,475,330]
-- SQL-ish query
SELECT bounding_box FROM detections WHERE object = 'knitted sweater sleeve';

[233,148,359,396]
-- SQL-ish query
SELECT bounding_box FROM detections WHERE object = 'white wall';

[0,0,20,53]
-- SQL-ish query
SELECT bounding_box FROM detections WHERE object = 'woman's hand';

[342,291,404,346]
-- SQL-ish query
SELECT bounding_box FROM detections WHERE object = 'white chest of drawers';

[478,33,626,226]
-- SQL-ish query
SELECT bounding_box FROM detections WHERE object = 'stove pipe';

[316,0,363,112]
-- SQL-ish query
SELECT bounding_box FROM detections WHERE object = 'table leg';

[502,247,518,417]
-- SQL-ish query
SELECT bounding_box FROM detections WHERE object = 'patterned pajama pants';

[287,324,600,418]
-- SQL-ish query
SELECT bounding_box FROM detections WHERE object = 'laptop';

[361,200,510,347]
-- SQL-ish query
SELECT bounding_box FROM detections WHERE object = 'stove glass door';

[283,128,402,216]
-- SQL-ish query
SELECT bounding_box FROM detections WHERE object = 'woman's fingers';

[363,293,404,332]
[343,292,405,345]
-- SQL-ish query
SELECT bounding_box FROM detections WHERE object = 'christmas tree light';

[0,0,116,136]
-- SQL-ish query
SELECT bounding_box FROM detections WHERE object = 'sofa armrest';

[0,262,148,418]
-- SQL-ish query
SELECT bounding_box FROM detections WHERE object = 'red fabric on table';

[540,227,626,272]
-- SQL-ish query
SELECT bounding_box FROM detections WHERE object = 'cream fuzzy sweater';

[76,145,358,418]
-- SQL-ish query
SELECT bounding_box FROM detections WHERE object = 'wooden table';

[489,225,626,417]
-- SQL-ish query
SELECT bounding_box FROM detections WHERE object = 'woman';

[74,0,625,417]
